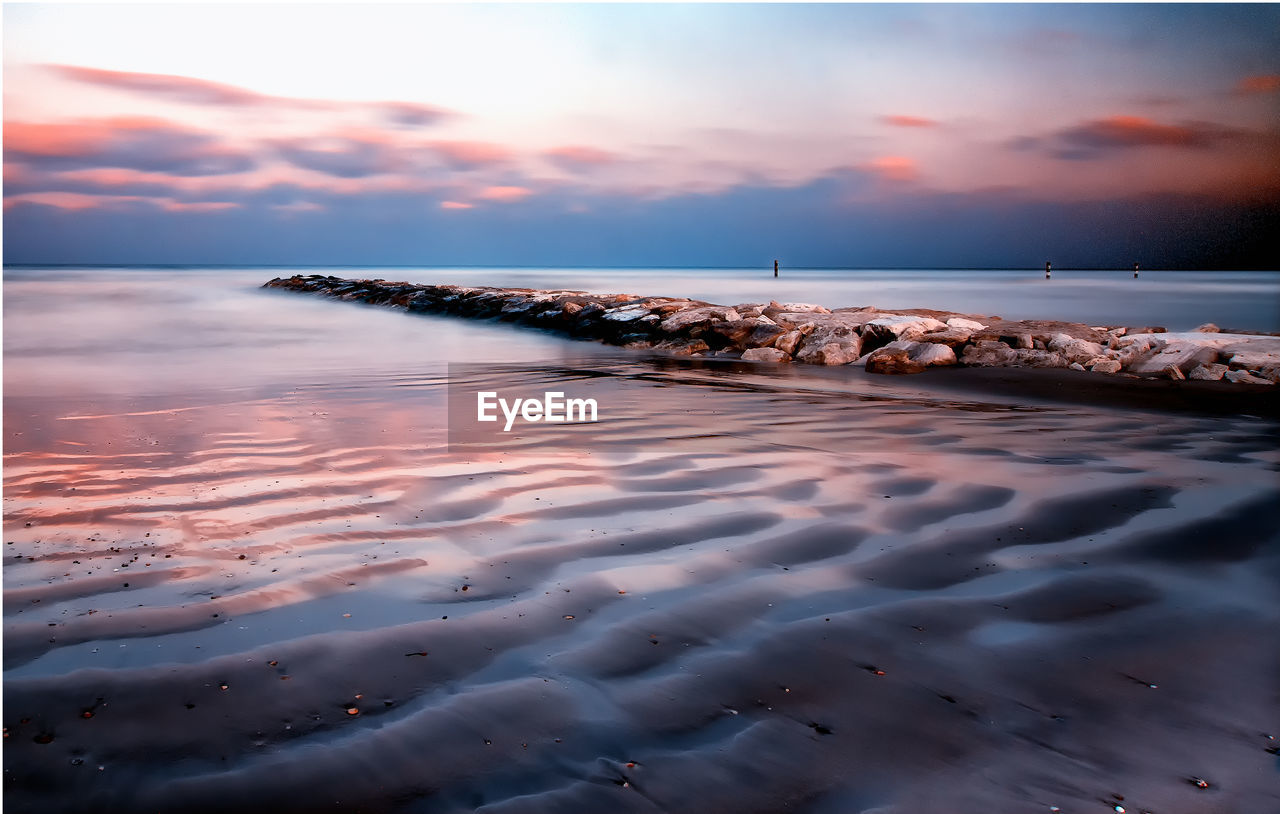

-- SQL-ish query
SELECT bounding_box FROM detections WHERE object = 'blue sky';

[4,3,1278,267]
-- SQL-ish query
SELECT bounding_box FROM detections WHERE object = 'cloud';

[271,135,402,178]
[545,145,619,172]
[49,64,451,127]
[4,190,238,212]
[881,114,938,128]
[440,201,474,210]
[4,117,256,176]
[1013,115,1240,160]
[476,186,532,203]
[372,101,451,128]
[1235,74,1280,95]
[429,141,512,170]
[862,156,918,182]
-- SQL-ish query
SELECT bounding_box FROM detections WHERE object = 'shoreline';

[264,274,1280,393]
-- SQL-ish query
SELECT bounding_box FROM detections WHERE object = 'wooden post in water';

[1133,262,1140,279]
[1045,261,1051,280]
[774,259,779,278]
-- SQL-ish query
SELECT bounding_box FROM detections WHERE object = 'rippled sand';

[5,363,1279,814]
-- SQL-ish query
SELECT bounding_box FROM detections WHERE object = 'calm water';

[4,267,1278,398]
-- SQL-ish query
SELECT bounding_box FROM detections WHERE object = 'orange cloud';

[1235,74,1280,95]
[440,200,474,210]
[881,114,938,128]
[864,156,918,182]
[162,200,239,212]
[477,186,532,202]
[1061,115,1225,149]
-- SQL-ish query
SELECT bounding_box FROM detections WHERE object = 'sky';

[3,3,1279,268]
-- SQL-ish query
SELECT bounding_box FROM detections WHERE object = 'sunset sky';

[4,3,1278,268]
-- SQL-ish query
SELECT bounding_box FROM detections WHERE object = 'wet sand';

[4,361,1279,813]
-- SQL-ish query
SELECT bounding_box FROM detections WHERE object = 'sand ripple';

[5,365,1279,813]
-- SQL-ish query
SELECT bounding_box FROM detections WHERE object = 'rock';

[1225,369,1275,385]
[1195,323,1221,333]
[795,323,862,365]
[1090,359,1122,374]
[773,330,803,355]
[866,347,925,375]
[946,317,987,331]
[918,327,972,348]
[741,347,791,363]
[710,315,775,346]
[747,321,788,348]
[865,340,957,374]
[911,342,957,367]
[773,301,831,314]
[796,339,862,365]
[601,303,656,322]
[1048,333,1107,364]
[1164,365,1185,381]
[659,306,740,333]
[1128,342,1219,375]
[653,339,709,356]
[1069,362,1086,371]
[861,315,949,352]
[561,301,583,315]
[1014,333,1034,349]
[1226,351,1280,371]
[961,340,1017,367]
[1188,363,1228,381]
[1011,349,1070,368]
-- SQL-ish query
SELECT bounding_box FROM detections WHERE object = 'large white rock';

[864,315,949,337]
[1090,359,1122,374]
[946,317,987,331]
[601,304,655,321]
[659,306,741,332]
[1127,342,1220,375]
[1048,333,1107,364]
[1227,350,1280,371]
[796,341,861,365]
[1188,363,1228,381]
[774,301,831,313]
[774,330,803,354]
[741,347,791,363]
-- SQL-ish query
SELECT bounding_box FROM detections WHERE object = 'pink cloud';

[476,186,532,203]
[545,145,619,172]
[863,156,918,182]
[4,116,256,175]
[881,115,938,128]
[4,117,174,157]
[439,200,474,210]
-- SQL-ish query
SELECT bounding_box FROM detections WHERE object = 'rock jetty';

[264,275,1280,384]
